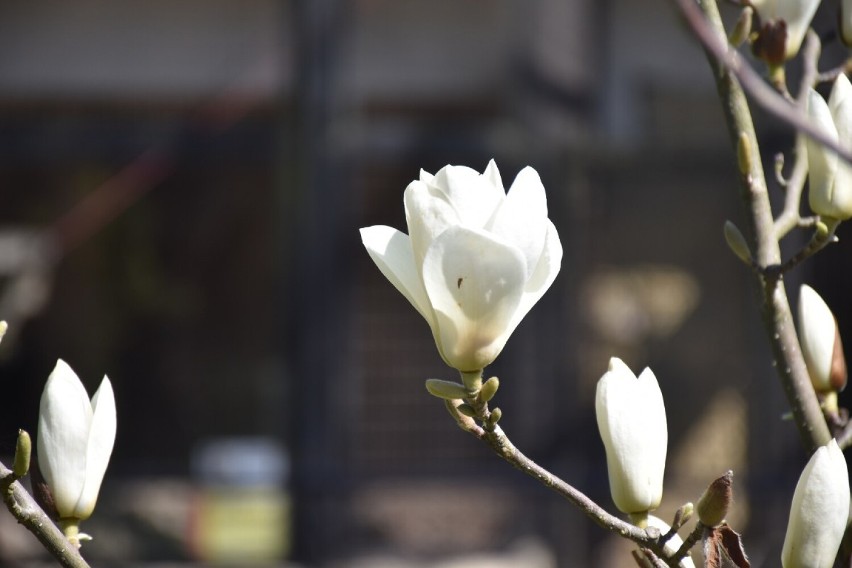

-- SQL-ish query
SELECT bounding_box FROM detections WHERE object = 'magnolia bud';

[781,440,850,568]
[749,0,820,62]
[595,358,668,515]
[805,75,852,221]
[697,470,733,527]
[798,285,847,393]
[673,502,694,530]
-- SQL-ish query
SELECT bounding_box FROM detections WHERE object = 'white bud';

[595,358,668,514]
[805,75,852,221]
[798,284,847,393]
[37,360,117,521]
[781,440,850,568]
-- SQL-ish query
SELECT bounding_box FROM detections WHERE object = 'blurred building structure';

[0,0,849,566]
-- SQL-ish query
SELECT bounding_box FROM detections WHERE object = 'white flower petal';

[429,164,504,228]
[75,377,116,519]
[798,285,837,391]
[782,440,850,568]
[508,220,563,334]
[596,358,667,514]
[360,160,562,373]
[778,0,820,59]
[487,166,548,278]
[421,226,526,371]
[829,77,852,217]
[806,88,842,218]
[482,159,503,190]
[37,360,93,518]
[404,179,459,268]
[360,225,436,331]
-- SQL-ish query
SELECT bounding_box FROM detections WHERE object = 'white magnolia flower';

[806,74,852,220]
[751,0,821,60]
[798,284,847,393]
[360,161,562,372]
[37,359,116,521]
[781,439,850,568]
[595,358,668,515]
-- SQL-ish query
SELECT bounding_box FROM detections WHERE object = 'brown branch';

[0,461,90,568]
[672,0,852,166]
[674,522,705,562]
[444,400,681,567]
[676,0,832,453]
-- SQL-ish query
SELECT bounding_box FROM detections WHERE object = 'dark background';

[0,1,850,566]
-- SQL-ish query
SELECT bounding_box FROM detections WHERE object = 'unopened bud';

[479,376,500,402]
[488,407,502,425]
[697,470,733,527]
[724,221,752,264]
[13,429,31,478]
[729,7,753,47]
[457,403,477,418]
[425,378,471,400]
[673,502,694,530]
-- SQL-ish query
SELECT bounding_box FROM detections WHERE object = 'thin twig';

[671,0,852,165]
[444,401,681,567]
[773,138,809,240]
[681,0,832,453]
[674,522,705,562]
[0,461,90,568]
[775,31,820,239]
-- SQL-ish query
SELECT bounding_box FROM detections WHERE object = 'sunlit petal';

[421,226,526,371]
[360,225,436,330]
[37,360,93,518]
[75,377,116,519]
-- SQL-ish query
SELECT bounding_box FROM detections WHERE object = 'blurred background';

[1,0,852,566]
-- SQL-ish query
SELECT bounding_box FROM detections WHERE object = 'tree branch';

[672,0,852,165]
[675,0,832,453]
[0,461,90,568]
[444,400,687,567]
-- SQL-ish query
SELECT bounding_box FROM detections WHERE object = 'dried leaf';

[703,525,750,568]
[718,525,750,568]
[704,530,721,568]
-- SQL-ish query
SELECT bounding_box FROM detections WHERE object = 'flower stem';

[459,370,483,393]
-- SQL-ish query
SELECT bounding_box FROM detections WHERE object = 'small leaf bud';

[457,403,477,418]
[728,7,753,47]
[724,221,752,264]
[425,378,471,400]
[489,407,502,425]
[13,429,31,478]
[479,376,500,402]
[697,470,733,527]
[673,502,694,530]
